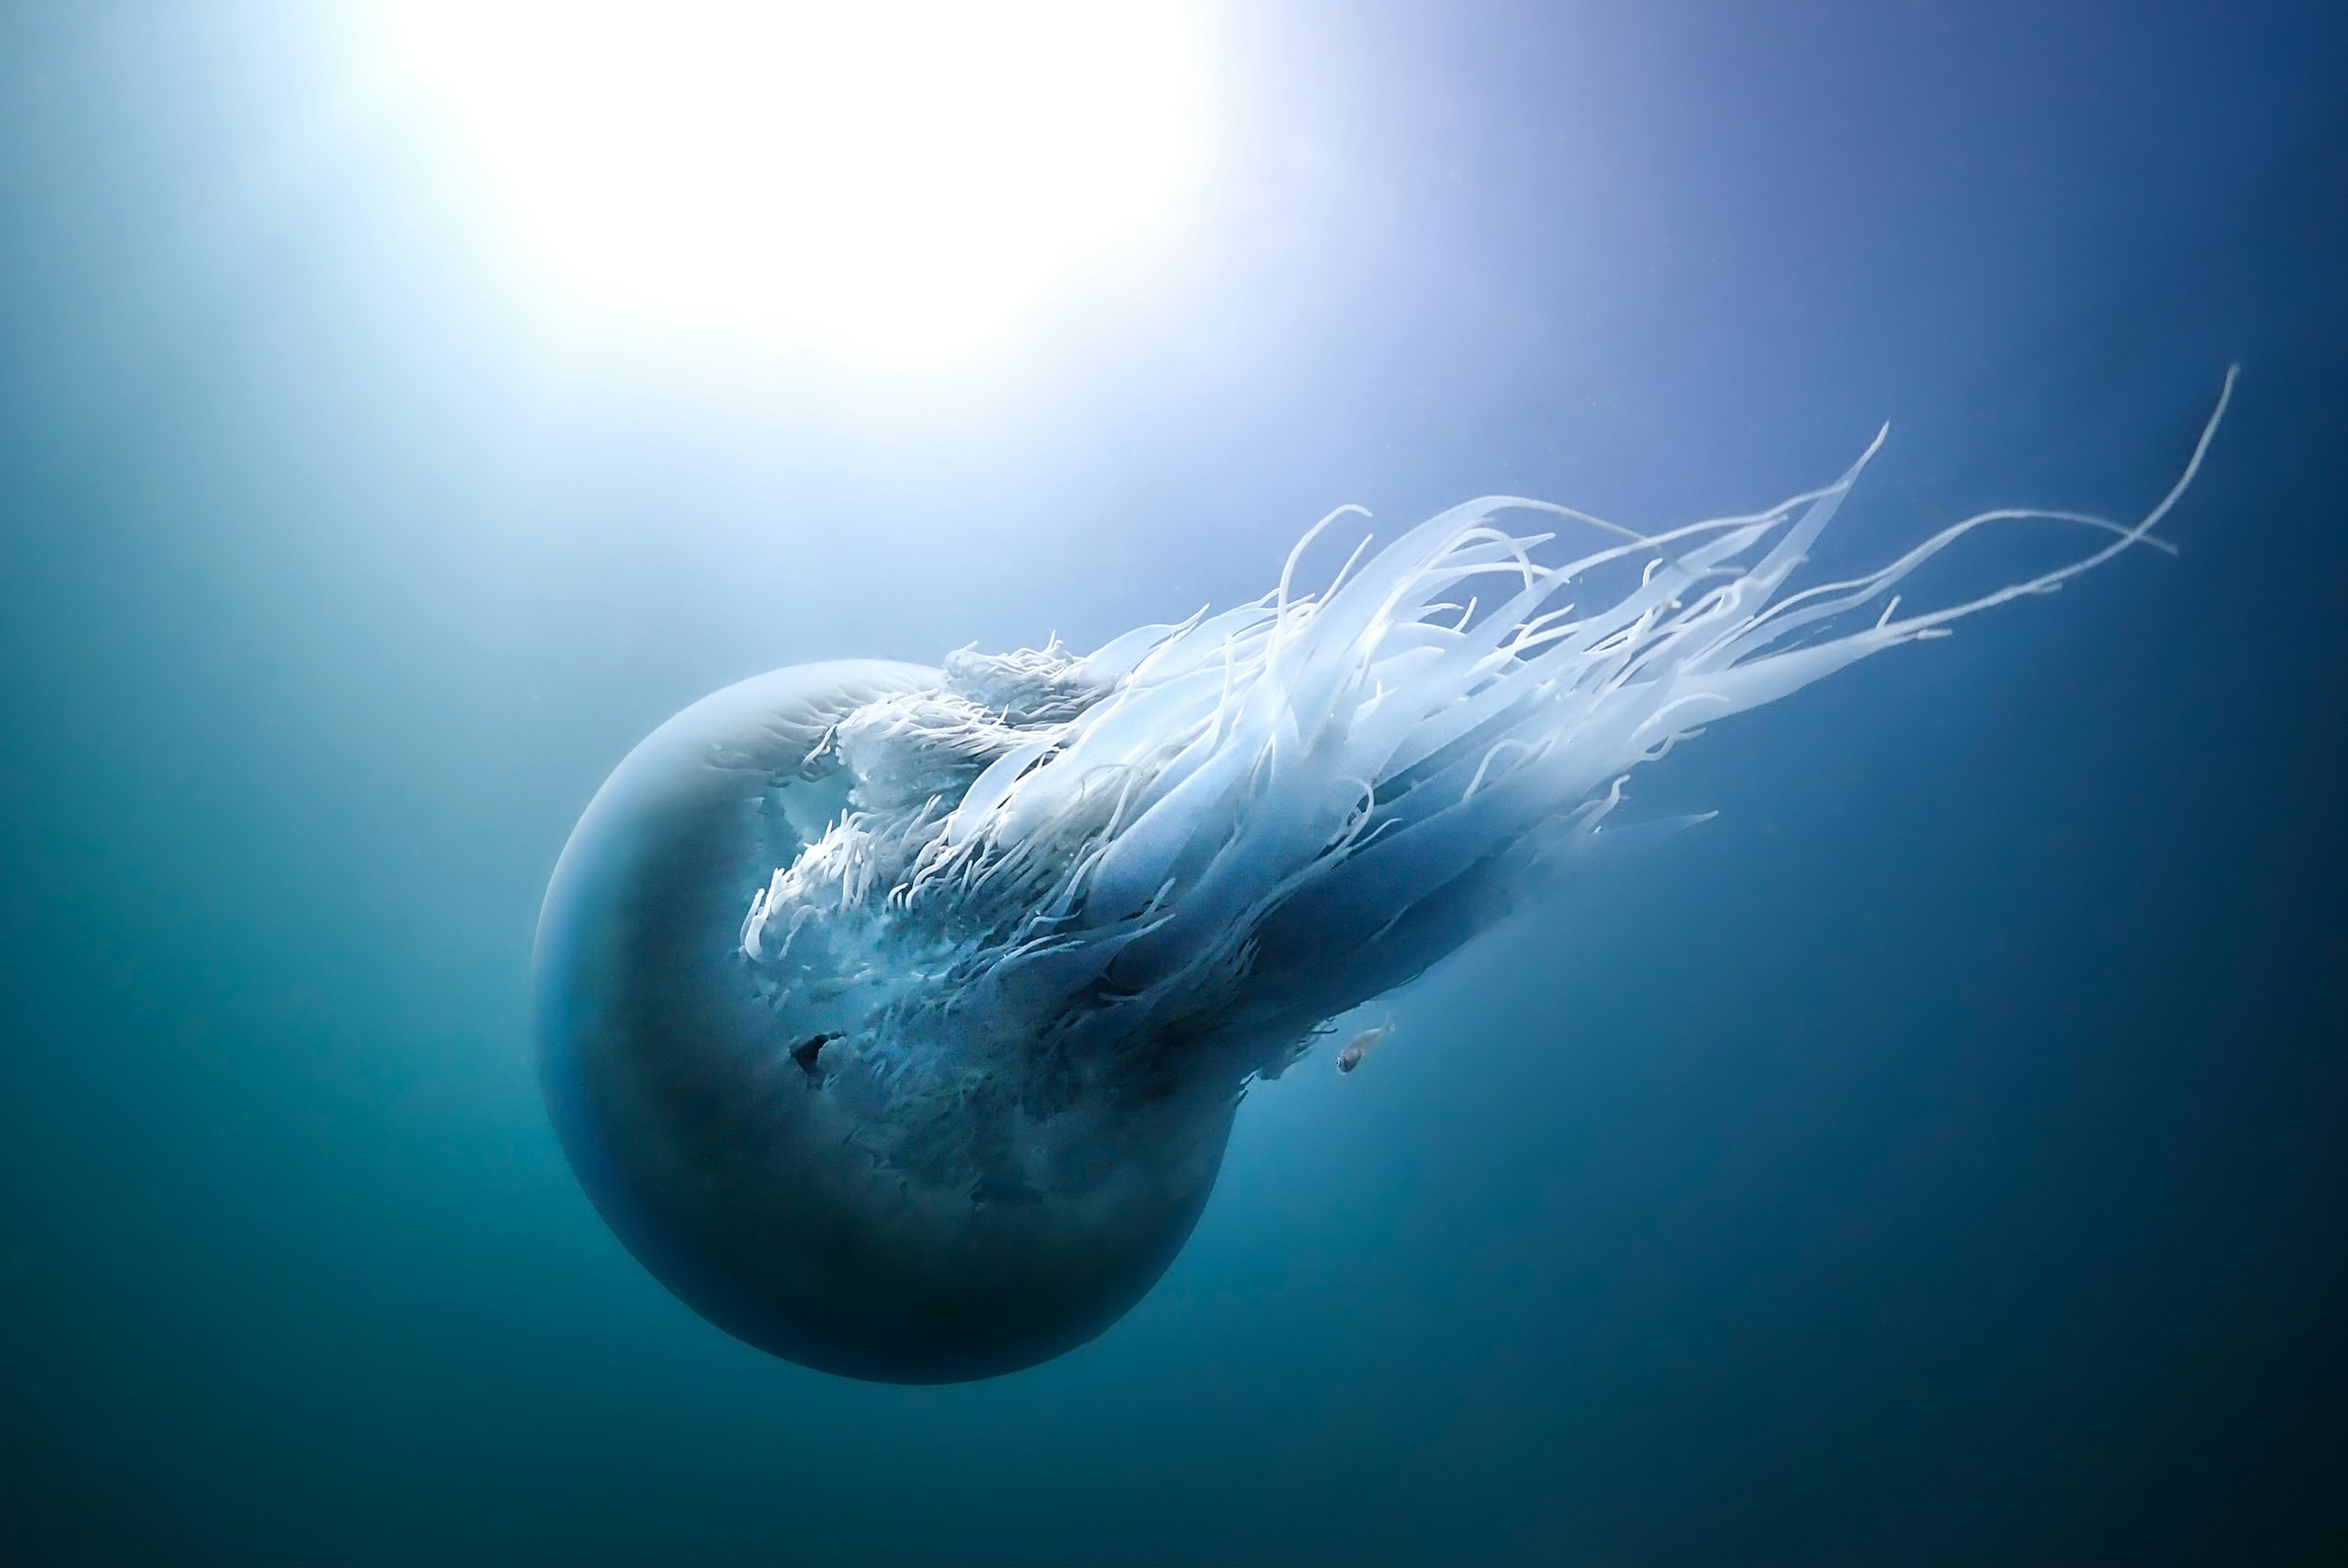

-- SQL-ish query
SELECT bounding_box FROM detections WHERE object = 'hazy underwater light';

[388,0,1202,358]
[533,375,2234,1383]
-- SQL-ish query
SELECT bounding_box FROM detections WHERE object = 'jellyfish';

[534,374,2232,1383]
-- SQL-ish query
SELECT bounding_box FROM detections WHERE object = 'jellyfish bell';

[534,375,2234,1383]
[534,660,1241,1383]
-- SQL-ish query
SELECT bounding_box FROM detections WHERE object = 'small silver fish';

[1335,1017,1395,1075]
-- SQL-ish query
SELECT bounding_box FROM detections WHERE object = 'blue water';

[3,4,2344,1562]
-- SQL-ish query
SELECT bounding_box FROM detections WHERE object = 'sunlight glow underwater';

[388,1,1201,358]
[534,375,2234,1381]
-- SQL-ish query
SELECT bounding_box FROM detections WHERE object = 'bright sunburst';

[391,1,1205,359]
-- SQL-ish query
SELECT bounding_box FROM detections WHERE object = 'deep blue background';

[2,3,2343,1562]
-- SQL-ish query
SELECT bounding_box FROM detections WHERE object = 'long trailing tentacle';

[739,371,2235,1099]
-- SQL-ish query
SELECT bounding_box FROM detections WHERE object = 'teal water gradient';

[1,4,2342,1562]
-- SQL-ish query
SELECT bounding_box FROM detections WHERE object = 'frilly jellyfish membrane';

[536,374,2234,1382]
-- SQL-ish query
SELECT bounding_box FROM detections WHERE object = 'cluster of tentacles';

[737,374,2233,1119]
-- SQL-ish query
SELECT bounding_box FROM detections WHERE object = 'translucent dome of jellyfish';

[535,374,2234,1383]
